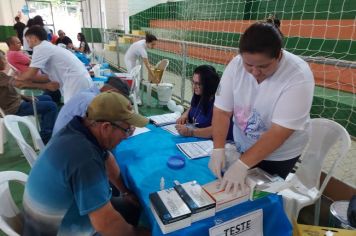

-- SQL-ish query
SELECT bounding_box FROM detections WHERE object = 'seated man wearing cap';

[22,92,150,236]
[52,77,131,197]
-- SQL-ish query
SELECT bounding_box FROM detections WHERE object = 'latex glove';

[208,148,226,179]
[220,159,249,195]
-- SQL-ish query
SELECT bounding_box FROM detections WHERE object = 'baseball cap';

[87,91,148,127]
[106,77,130,98]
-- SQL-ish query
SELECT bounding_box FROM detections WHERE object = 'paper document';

[149,113,180,126]
[131,127,150,137]
[114,72,132,78]
[176,140,213,159]
[161,124,179,136]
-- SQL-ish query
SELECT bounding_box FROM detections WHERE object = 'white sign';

[209,209,263,236]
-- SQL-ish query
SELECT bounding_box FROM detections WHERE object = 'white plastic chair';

[0,108,7,154]
[142,59,170,107]
[4,115,44,167]
[0,171,28,236]
[7,63,26,96]
[277,118,351,224]
[128,65,142,114]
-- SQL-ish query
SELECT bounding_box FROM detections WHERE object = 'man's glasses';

[110,122,134,136]
[94,120,133,136]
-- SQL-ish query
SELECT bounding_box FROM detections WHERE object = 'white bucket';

[157,83,174,105]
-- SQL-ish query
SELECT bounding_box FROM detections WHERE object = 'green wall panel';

[0,25,16,42]
[130,0,356,25]
[81,28,102,43]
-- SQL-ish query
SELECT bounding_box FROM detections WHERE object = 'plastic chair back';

[149,59,170,84]
[292,118,351,193]
[4,115,44,167]
[7,63,19,73]
[0,171,28,236]
[155,59,169,72]
[278,118,352,223]
[130,65,141,93]
[128,65,142,113]
[0,108,6,154]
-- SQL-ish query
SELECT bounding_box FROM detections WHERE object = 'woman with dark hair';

[209,22,315,193]
[75,33,91,54]
[23,18,34,55]
[176,65,233,139]
[32,15,51,40]
[124,32,158,104]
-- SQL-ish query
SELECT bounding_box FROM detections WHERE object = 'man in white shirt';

[124,33,157,104]
[209,22,315,194]
[18,25,93,103]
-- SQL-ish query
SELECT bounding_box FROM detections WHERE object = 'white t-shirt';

[215,50,315,161]
[124,39,148,72]
[22,27,32,52]
[30,41,93,103]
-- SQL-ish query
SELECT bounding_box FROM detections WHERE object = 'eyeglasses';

[110,122,134,136]
[94,120,133,136]
[191,81,201,87]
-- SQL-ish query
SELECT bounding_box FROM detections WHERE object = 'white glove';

[220,159,249,195]
[208,148,226,179]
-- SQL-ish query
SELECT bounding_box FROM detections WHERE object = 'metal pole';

[115,31,121,68]
[49,2,55,33]
[80,0,85,33]
[98,0,104,50]
[87,0,94,50]
[180,42,187,104]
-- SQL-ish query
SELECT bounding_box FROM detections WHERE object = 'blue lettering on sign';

[223,220,251,236]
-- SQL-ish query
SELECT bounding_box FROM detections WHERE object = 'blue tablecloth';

[113,124,292,236]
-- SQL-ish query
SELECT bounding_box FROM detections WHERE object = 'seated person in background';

[23,92,150,236]
[176,65,233,139]
[6,36,62,104]
[55,29,73,49]
[0,50,58,143]
[75,33,91,54]
[53,77,130,135]
[19,26,93,104]
[49,29,59,44]
[6,36,33,72]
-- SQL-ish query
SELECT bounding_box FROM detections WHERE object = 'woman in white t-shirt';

[23,19,34,55]
[124,33,158,104]
[209,22,315,194]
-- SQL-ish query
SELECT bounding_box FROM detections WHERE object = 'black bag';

[347,195,356,227]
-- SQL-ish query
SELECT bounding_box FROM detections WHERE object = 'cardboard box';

[118,36,133,44]
[132,30,145,36]
[293,219,356,236]
[104,44,116,51]
[148,68,164,84]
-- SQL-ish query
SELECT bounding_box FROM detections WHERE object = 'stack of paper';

[130,127,150,137]
[149,113,180,127]
[176,140,213,159]
[161,124,179,136]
